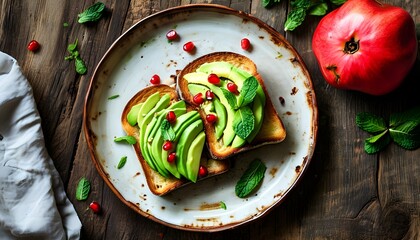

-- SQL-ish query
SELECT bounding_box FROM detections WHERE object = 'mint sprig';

[65,39,87,75]
[235,159,266,198]
[233,107,255,140]
[161,119,176,141]
[78,2,106,24]
[238,76,259,107]
[356,107,420,154]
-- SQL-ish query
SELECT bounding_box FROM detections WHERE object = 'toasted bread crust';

[177,52,286,159]
[121,85,229,196]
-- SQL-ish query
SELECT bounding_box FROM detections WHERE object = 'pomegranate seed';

[198,165,208,178]
[193,93,204,105]
[207,74,220,85]
[206,114,217,124]
[205,90,214,101]
[183,41,195,52]
[167,152,176,163]
[166,111,176,123]
[163,141,173,151]
[89,201,101,214]
[241,38,251,50]
[227,82,238,94]
[166,29,178,41]
[27,40,40,52]
[150,74,160,85]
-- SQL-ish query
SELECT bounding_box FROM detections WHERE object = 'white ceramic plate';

[84,4,317,231]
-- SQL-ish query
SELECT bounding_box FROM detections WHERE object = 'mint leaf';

[330,0,346,5]
[161,119,175,141]
[117,156,127,169]
[233,107,255,140]
[76,177,91,201]
[78,2,106,23]
[221,88,237,109]
[75,56,87,75]
[238,76,259,107]
[364,130,390,154]
[235,159,266,198]
[309,3,328,16]
[114,135,137,144]
[389,107,420,128]
[67,39,78,52]
[262,0,281,8]
[220,201,227,210]
[108,94,119,100]
[389,121,420,150]
[356,112,387,134]
[284,7,307,31]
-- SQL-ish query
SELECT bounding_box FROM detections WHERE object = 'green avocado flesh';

[184,61,266,148]
[128,93,205,181]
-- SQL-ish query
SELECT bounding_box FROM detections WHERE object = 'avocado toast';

[121,85,229,196]
[177,52,286,159]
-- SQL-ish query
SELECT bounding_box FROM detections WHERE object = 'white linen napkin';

[0,51,81,239]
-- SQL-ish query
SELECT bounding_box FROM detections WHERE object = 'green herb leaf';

[76,177,91,201]
[364,130,390,154]
[221,88,237,109]
[262,0,281,8]
[117,156,127,169]
[235,159,266,198]
[220,201,227,210]
[389,121,420,150]
[389,107,420,128]
[356,112,387,134]
[330,0,347,5]
[238,76,259,107]
[108,94,119,100]
[114,135,137,145]
[78,2,106,24]
[161,119,176,141]
[75,56,87,75]
[63,22,69,27]
[233,107,255,140]
[308,3,328,16]
[67,39,78,52]
[284,7,307,31]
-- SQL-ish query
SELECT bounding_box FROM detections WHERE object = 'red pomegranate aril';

[166,29,178,41]
[183,41,195,52]
[167,152,176,163]
[206,114,217,124]
[89,201,101,214]
[241,38,251,50]
[150,74,160,85]
[166,111,176,123]
[198,165,208,178]
[163,141,173,151]
[205,90,214,101]
[27,40,40,52]
[227,82,238,94]
[193,93,204,105]
[207,73,220,85]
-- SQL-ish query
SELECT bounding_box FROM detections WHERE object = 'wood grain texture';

[0,0,418,239]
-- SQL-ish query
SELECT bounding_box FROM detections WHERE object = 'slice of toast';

[177,52,286,159]
[121,85,229,196]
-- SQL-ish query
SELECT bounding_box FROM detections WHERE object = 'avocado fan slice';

[186,131,206,182]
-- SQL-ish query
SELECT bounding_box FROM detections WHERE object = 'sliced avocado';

[184,72,236,146]
[127,103,143,126]
[137,92,160,125]
[213,98,226,140]
[173,111,201,141]
[149,130,171,178]
[175,119,204,178]
[231,135,246,148]
[186,131,206,182]
[139,94,171,171]
[246,94,264,143]
[188,84,209,96]
[196,61,232,78]
[161,149,181,179]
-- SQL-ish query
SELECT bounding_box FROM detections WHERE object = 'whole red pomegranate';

[312,0,417,95]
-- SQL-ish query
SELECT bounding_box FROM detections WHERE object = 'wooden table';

[1,0,419,239]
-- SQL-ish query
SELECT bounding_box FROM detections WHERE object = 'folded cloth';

[0,52,81,239]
